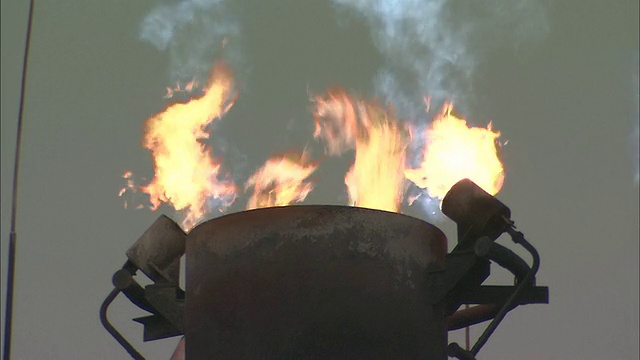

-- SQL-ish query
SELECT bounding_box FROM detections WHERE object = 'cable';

[469,228,540,356]
[4,1,36,359]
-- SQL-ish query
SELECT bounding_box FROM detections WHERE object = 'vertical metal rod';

[4,1,36,359]
[3,233,16,360]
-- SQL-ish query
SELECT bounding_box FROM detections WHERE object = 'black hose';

[470,228,540,356]
[474,236,532,284]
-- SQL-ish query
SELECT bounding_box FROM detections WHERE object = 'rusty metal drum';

[185,205,448,359]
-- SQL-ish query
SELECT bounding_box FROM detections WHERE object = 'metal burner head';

[442,179,512,247]
[126,215,185,283]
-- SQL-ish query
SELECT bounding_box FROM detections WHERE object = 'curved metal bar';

[469,228,540,356]
[99,288,145,360]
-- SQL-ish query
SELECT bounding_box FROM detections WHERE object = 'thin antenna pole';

[4,0,36,359]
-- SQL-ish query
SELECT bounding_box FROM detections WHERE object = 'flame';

[119,171,134,197]
[346,119,407,212]
[119,171,136,209]
[314,89,407,212]
[141,63,237,230]
[245,152,318,209]
[165,78,198,99]
[125,67,508,222]
[405,105,504,199]
[313,88,359,155]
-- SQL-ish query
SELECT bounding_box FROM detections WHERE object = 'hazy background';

[1,0,638,359]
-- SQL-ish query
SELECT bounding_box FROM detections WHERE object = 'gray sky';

[1,0,638,359]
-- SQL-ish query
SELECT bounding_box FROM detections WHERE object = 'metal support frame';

[100,259,185,359]
[446,225,547,360]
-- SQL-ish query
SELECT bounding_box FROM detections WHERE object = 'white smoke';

[331,0,548,116]
[139,0,243,81]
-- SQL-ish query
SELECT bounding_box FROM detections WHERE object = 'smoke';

[140,0,549,108]
[403,121,444,220]
[139,0,244,81]
[331,0,548,218]
[331,0,549,117]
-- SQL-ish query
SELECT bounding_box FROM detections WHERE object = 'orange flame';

[165,78,198,99]
[405,105,504,199]
[141,63,237,230]
[346,118,407,212]
[314,89,407,212]
[313,88,359,155]
[125,65,508,222]
[245,152,318,210]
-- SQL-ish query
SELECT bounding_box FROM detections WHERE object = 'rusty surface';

[442,179,511,246]
[185,205,448,359]
[126,215,186,283]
